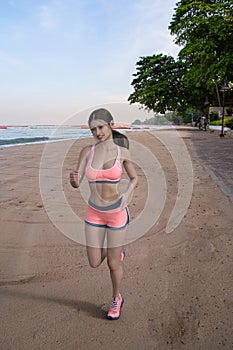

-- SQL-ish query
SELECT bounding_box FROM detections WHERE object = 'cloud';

[39,3,57,29]
[130,0,178,55]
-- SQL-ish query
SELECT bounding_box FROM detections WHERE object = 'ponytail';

[112,129,129,149]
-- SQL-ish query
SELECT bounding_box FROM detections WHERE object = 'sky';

[0,0,180,125]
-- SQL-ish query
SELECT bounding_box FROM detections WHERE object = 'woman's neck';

[96,138,115,150]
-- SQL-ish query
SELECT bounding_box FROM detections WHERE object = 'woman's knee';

[87,255,102,268]
[86,247,102,268]
[89,260,100,268]
[107,256,120,271]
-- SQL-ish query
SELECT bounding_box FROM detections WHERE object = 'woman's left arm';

[120,149,138,210]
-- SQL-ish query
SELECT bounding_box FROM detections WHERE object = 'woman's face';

[89,119,113,142]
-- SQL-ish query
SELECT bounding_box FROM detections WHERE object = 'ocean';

[0,125,93,148]
[0,124,180,148]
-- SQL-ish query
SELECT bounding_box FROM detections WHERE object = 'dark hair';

[88,108,129,149]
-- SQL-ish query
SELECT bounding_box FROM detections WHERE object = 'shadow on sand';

[0,287,107,320]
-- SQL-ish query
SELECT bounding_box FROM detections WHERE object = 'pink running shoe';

[107,294,124,320]
[120,250,125,262]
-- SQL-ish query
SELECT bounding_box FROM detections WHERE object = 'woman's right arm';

[70,146,91,188]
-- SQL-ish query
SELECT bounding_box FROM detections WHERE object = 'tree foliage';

[128,54,185,114]
[170,0,233,98]
[128,0,233,117]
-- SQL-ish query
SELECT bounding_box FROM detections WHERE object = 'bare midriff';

[89,183,119,206]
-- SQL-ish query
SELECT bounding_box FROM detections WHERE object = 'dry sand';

[0,129,232,350]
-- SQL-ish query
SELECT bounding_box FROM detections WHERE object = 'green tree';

[128,54,186,114]
[128,0,233,117]
[169,0,233,106]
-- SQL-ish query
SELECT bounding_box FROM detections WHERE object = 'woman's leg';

[85,224,106,268]
[107,228,126,298]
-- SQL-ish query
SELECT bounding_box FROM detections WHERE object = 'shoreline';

[0,129,232,349]
[1,124,232,149]
[0,125,195,149]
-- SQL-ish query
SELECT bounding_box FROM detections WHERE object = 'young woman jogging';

[70,108,138,320]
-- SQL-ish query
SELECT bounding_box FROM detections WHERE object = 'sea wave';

[0,137,50,146]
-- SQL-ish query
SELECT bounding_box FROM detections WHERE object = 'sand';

[0,129,232,350]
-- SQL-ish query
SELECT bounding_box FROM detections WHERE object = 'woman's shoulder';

[79,144,93,158]
[82,144,93,152]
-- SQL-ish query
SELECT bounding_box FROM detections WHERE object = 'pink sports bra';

[85,144,122,183]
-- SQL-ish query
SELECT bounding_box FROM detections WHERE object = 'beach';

[0,129,232,350]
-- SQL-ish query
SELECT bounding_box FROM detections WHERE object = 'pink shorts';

[85,199,129,230]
